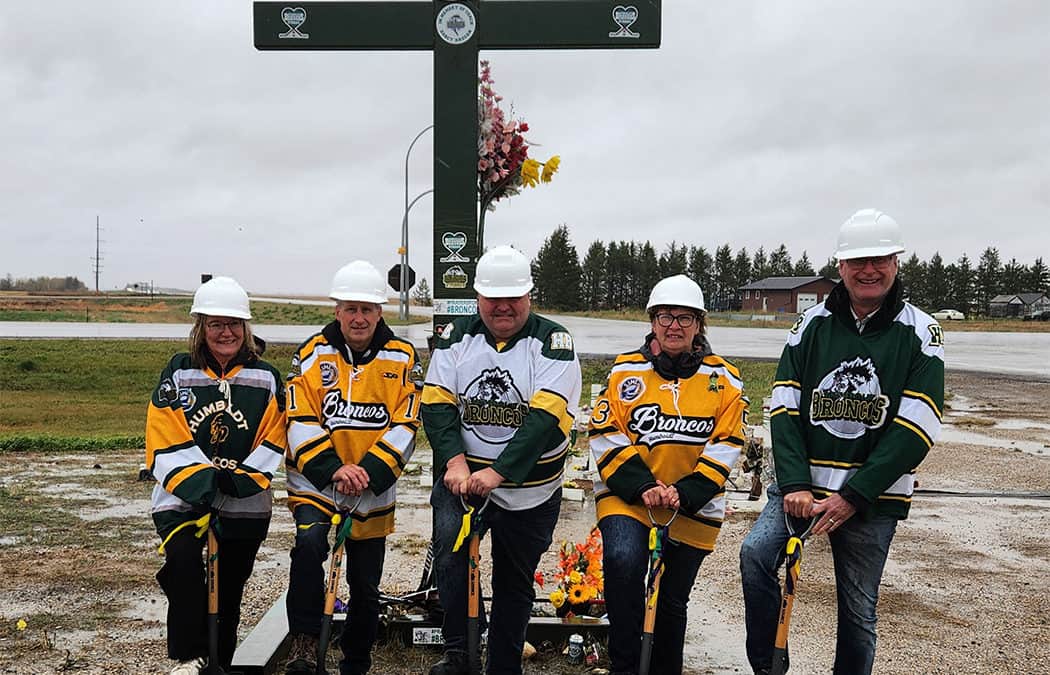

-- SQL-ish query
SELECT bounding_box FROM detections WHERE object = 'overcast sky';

[2,1,1048,295]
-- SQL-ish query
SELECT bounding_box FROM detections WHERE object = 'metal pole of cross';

[402,124,434,321]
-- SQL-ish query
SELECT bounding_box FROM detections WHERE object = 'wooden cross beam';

[254,1,661,332]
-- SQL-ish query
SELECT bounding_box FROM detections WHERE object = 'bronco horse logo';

[811,357,889,439]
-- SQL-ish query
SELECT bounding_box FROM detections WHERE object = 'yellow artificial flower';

[541,155,560,183]
[520,158,541,188]
[569,570,582,585]
[549,588,566,608]
[568,584,588,604]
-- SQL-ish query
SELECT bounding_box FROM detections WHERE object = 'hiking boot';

[170,657,206,675]
[428,650,469,675]
[285,633,319,674]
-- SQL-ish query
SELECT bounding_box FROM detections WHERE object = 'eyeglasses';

[843,255,895,270]
[205,319,244,333]
[654,313,698,328]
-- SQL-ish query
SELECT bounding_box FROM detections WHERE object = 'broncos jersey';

[146,351,286,539]
[285,320,421,540]
[422,312,582,511]
[590,351,748,552]
[771,280,944,519]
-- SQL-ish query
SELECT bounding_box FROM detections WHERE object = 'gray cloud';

[1,1,1047,294]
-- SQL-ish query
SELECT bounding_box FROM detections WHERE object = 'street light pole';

[400,190,434,319]
[402,124,434,321]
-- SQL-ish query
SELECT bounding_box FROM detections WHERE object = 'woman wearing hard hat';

[589,274,749,675]
[145,276,286,674]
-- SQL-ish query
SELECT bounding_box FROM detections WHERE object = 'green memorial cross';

[254,1,661,333]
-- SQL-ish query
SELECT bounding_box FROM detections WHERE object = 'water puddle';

[120,596,167,623]
[990,419,1050,431]
[38,483,112,500]
[79,498,152,521]
[939,427,1050,457]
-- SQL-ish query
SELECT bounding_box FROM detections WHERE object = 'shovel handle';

[207,524,220,672]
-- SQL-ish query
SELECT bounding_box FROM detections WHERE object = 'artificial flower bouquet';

[536,527,605,618]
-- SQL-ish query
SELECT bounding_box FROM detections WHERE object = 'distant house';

[739,276,838,314]
[988,292,1050,318]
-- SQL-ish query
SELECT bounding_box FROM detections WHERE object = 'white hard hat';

[646,275,706,313]
[330,260,388,304]
[474,245,534,297]
[190,276,251,319]
[835,209,905,260]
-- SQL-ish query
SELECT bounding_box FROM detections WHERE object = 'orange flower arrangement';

[535,527,604,616]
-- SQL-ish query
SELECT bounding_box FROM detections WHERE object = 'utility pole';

[90,215,104,294]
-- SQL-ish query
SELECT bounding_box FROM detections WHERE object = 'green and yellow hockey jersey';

[146,350,286,539]
[422,312,582,511]
[285,320,421,540]
[590,350,748,551]
[771,281,944,519]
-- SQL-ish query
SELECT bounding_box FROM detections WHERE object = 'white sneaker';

[170,657,206,675]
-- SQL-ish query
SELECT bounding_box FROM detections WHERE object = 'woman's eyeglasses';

[654,313,698,328]
[205,320,244,333]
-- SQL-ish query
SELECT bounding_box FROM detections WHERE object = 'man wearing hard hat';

[422,245,582,675]
[740,209,945,675]
[283,261,422,675]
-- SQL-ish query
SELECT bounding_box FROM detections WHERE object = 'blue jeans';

[286,504,386,675]
[598,515,707,675]
[739,484,897,675]
[431,477,561,675]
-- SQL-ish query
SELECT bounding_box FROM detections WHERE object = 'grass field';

[0,339,775,451]
[0,294,429,325]
[3,293,1047,332]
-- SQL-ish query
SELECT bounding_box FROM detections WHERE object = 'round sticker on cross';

[436,3,476,45]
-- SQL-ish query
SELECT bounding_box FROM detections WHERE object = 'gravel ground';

[1,371,1048,674]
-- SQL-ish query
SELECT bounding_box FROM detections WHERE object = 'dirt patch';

[2,372,1050,673]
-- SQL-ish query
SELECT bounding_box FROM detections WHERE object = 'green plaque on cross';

[254,1,662,334]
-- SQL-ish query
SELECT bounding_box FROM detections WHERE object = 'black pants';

[286,504,387,675]
[156,525,264,667]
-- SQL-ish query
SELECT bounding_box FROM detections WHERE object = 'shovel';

[317,494,363,675]
[639,507,678,675]
[204,513,227,675]
[453,495,491,675]
[770,514,815,675]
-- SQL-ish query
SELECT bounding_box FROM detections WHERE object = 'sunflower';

[568,584,589,604]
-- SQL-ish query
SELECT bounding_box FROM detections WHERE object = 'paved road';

[3,318,1048,378]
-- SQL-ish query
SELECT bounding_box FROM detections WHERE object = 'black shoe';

[285,633,319,674]
[428,651,469,675]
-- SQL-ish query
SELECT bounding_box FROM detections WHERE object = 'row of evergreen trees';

[529,225,1050,316]
[0,275,87,292]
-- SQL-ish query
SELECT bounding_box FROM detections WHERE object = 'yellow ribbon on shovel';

[157,512,211,556]
[452,505,474,552]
